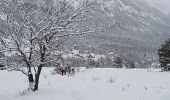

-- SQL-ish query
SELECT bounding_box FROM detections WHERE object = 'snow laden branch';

[8,68,28,76]
[0,0,98,91]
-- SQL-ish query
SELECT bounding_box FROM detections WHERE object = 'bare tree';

[0,0,97,91]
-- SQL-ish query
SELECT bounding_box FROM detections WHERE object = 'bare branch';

[8,68,28,76]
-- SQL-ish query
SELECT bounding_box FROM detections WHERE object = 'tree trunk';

[33,44,46,91]
[34,74,40,91]
[28,73,34,90]
[33,65,43,91]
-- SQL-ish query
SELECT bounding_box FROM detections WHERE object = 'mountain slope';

[65,0,170,61]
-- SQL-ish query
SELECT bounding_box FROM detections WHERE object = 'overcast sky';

[142,0,170,14]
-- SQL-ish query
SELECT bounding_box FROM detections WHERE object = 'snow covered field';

[0,68,170,100]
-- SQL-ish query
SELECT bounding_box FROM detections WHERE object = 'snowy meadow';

[0,68,170,100]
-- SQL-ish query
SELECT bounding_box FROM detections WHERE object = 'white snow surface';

[0,68,170,100]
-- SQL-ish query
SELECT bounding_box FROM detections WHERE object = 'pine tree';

[158,38,170,71]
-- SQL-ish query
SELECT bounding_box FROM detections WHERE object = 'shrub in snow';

[0,64,6,70]
[108,76,116,83]
[53,65,76,76]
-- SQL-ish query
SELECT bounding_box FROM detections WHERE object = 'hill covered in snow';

[0,0,170,62]
[64,0,170,61]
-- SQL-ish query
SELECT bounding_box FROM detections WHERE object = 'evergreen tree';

[158,38,170,71]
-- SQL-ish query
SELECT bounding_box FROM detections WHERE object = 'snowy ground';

[0,68,170,100]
